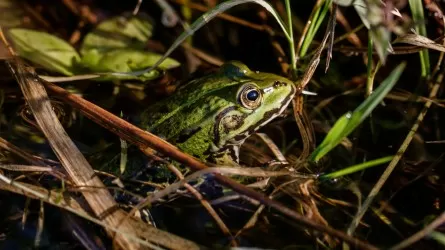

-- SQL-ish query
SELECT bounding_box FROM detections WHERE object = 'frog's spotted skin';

[140,61,296,166]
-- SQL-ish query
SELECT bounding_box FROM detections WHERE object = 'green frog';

[140,61,297,166]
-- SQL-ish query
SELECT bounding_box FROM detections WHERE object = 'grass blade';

[319,155,393,180]
[409,0,430,77]
[310,62,406,162]
[429,231,445,246]
[285,0,296,75]
[299,0,332,58]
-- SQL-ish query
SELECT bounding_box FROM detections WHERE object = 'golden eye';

[238,84,262,109]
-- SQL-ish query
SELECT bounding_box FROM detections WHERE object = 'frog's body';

[140,62,296,166]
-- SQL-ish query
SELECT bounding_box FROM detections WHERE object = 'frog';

[140,61,297,166]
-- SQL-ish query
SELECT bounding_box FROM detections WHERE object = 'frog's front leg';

[208,145,240,167]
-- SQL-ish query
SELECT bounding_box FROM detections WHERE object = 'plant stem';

[285,0,296,79]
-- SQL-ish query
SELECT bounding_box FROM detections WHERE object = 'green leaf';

[80,13,154,55]
[79,48,180,81]
[320,156,394,180]
[310,62,406,162]
[8,28,81,76]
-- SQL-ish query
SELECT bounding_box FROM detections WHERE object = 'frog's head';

[213,61,297,152]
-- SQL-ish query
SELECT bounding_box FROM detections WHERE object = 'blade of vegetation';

[319,155,393,180]
[408,0,430,77]
[429,231,445,246]
[310,62,406,162]
[285,0,296,75]
[109,0,290,78]
[299,0,332,58]
[8,29,81,76]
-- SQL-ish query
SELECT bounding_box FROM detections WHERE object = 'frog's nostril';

[273,81,287,88]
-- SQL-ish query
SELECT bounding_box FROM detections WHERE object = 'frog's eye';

[238,84,263,109]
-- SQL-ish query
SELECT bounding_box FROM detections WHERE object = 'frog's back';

[140,73,240,138]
